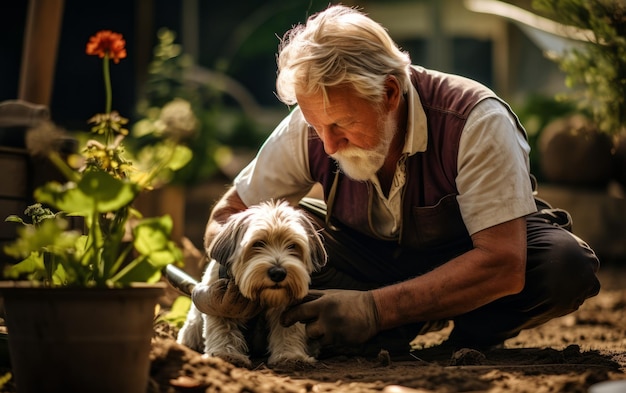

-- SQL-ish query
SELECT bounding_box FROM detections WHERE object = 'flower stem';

[108,241,133,280]
[43,251,54,287]
[90,208,105,286]
[48,151,80,182]
[109,254,148,284]
[103,54,112,143]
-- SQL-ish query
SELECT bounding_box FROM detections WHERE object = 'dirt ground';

[146,263,626,393]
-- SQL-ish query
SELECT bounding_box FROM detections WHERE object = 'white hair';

[276,4,412,106]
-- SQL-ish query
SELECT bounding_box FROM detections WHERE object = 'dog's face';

[208,200,327,308]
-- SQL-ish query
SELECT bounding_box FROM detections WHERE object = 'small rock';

[377,349,392,366]
[450,348,486,366]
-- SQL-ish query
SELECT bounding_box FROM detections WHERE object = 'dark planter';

[538,114,613,188]
[0,282,164,393]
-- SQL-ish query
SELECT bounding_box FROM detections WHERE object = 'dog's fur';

[177,200,327,368]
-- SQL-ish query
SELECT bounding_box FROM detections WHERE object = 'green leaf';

[73,235,89,263]
[113,257,163,285]
[146,244,182,268]
[2,218,72,259]
[133,215,174,255]
[35,171,139,215]
[170,295,192,316]
[133,215,182,268]
[50,262,70,286]
[52,232,84,255]
[3,252,45,279]
[132,118,157,138]
[157,295,192,328]
[167,145,193,171]
[5,215,26,225]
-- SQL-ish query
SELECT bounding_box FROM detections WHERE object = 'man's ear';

[383,75,402,111]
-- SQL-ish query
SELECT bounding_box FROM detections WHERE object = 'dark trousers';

[299,197,601,354]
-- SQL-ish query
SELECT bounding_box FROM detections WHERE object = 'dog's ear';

[207,212,248,270]
[300,213,328,271]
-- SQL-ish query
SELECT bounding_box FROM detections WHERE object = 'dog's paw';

[268,354,317,370]
[204,352,253,369]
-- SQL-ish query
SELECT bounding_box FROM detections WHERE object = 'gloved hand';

[280,289,381,347]
[191,278,262,320]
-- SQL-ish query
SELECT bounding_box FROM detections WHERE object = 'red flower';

[86,30,127,63]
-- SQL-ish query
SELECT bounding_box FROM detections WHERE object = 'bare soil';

[147,264,626,393]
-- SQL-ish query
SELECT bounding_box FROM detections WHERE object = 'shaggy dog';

[177,200,327,368]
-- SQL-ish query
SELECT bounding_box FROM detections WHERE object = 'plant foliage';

[533,0,626,134]
[3,30,191,287]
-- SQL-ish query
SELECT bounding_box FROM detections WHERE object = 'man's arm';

[373,216,527,330]
[281,216,527,346]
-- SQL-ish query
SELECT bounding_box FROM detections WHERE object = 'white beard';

[331,113,396,181]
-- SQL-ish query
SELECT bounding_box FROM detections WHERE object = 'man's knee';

[533,229,600,312]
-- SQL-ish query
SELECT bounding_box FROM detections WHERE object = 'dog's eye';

[253,241,265,248]
[286,243,296,250]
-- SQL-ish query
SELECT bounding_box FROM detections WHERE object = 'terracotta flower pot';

[0,282,164,393]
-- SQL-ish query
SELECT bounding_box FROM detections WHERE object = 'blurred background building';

[1,0,566,128]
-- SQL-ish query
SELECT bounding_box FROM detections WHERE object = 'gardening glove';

[280,289,380,347]
[192,278,262,320]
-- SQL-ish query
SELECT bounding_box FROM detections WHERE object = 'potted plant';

[0,30,192,393]
[532,0,626,187]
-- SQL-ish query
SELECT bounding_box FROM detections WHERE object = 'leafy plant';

[132,28,269,186]
[133,28,220,186]
[513,94,577,182]
[2,30,192,287]
[533,0,626,135]
[156,295,192,328]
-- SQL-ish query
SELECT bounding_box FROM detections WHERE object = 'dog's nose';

[268,266,287,283]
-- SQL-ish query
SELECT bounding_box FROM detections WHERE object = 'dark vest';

[307,67,502,254]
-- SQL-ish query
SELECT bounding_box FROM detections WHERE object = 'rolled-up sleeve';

[456,98,537,235]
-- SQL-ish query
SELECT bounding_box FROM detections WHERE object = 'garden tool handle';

[163,265,198,296]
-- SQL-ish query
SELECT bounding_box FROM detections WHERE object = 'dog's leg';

[202,314,252,368]
[178,259,253,368]
[265,308,316,367]
[176,303,205,351]
[177,259,221,351]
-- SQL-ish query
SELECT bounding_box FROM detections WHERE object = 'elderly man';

[180,4,600,357]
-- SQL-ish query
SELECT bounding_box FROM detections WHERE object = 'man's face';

[297,86,396,181]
